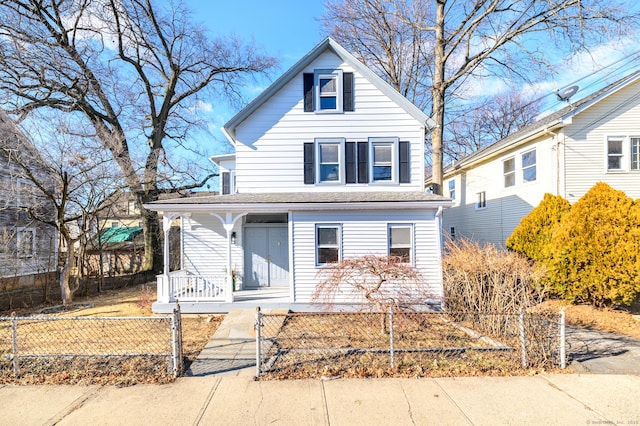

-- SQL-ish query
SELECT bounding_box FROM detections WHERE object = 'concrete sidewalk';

[1,374,638,425]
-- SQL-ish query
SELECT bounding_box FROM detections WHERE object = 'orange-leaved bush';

[506,193,570,261]
[545,182,640,307]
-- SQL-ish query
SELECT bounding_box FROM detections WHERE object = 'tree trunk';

[59,238,75,307]
[430,0,447,196]
[140,200,163,274]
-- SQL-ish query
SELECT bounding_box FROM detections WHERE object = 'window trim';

[314,69,343,113]
[476,191,487,210]
[369,137,399,184]
[315,138,345,184]
[388,223,414,264]
[605,136,640,172]
[521,148,537,183]
[448,179,456,200]
[632,137,640,171]
[503,157,516,187]
[315,224,341,267]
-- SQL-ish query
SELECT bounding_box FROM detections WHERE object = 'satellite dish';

[556,85,579,102]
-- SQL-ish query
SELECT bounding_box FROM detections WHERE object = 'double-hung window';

[369,137,398,183]
[503,157,515,187]
[448,179,455,200]
[17,227,34,258]
[316,225,341,266]
[632,137,640,170]
[388,224,413,263]
[607,137,624,170]
[316,138,344,183]
[522,149,536,182]
[304,69,353,113]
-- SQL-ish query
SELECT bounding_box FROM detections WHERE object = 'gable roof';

[222,37,434,143]
[442,70,640,176]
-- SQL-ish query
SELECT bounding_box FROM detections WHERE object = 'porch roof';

[144,191,452,213]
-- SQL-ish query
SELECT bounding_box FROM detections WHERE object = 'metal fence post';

[10,313,18,376]
[559,309,566,369]
[519,309,527,368]
[171,304,183,376]
[389,307,395,369]
[255,307,262,378]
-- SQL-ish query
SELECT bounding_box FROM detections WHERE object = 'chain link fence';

[0,308,182,384]
[255,309,565,379]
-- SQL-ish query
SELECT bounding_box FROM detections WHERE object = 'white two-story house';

[438,71,640,246]
[147,38,452,313]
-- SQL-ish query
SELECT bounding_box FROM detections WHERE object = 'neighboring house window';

[503,157,515,187]
[632,137,640,170]
[522,149,536,182]
[607,137,624,170]
[17,228,34,258]
[127,200,140,215]
[450,227,456,240]
[303,70,354,113]
[476,191,486,209]
[388,224,413,263]
[111,221,119,228]
[138,222,143,228]
[371,140,395,182]
[316,225,341,266]
[317,139,344,183]
[448,179,455,200]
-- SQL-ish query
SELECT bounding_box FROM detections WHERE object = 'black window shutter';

[304,142,315,184]
[221,172,230,195]
[345,142,356,183]
[343,72,354,111]
[357,142,368,183]
[303,73,314,112]
[399,141,410,183]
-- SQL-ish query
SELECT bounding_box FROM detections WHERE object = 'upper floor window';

[304,70,354,113]
[127,200,140,216]
[448,179,455,200]
[503,157,515,187]
[522,149,536,182]
[221,170,237,194]
[388,224,413,263]
[606,136,639,172]
[316,224,341,266]
[304,138,409,185]
[476,191,486,210]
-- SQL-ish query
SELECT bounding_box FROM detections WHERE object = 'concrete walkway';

[186,308,287,377]
[1,374,638,425]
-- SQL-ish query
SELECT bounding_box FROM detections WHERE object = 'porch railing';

[157,272,227,303]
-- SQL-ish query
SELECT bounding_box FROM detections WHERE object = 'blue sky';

[185,0,328,153]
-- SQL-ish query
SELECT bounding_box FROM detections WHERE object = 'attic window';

[303,70,354,113]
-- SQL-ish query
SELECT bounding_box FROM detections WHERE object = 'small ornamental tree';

[545,182,640,307]
[312,255,431,311]
[506,193,571,261]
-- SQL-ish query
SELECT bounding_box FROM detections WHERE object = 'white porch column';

[160,213,182,303]
[210,212,248,303]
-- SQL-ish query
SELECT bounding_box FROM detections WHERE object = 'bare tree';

[323,0,637,194]
[0,0,277,271]
[0,110,125,306]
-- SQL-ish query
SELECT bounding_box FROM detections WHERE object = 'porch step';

[186,308,288,377]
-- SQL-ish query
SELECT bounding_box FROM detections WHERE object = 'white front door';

[244,226,289,288]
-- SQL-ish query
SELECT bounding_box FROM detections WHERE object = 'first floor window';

[316,225,340,265]
[522,149,536,182]
[388,224,413,263]
[607,137,624,170]
[17,228,34,257]
[111,221,119,228]
[476,191,486,209]
[631,137,640,170]
[503,157,515,187]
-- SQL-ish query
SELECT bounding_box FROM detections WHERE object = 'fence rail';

[0,308,183,379]
[255,309,565,379]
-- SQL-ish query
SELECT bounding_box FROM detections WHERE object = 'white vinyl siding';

[291,209,443,304]
[182,213,244,284]
[233,51,425,193]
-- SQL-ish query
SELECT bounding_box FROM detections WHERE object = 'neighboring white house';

[146,38,452,313]
[438,71,640,246]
